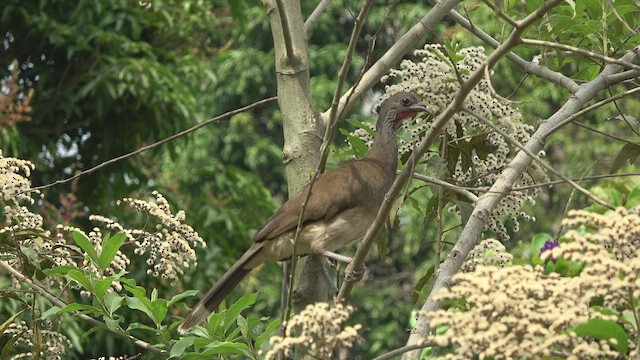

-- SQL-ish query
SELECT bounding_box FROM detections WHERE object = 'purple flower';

[539,239,560,264]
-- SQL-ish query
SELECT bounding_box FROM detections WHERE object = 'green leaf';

[454,200,474,228]
[203,341,252,356]
[126,296,155,320]
[622,310,638,331]
[56,303,102,316]
[150,300,168,326]
[98,232,126,271]
[170,337,196,358]
[104,291,124,315]
[611,143,640,174]
[572,318,628,354]
[224,293,257,332]
[255,318,280,349]
[66,269,93,291]
[206,311,226,337]
[126,322,158,333]
[530,233,552,265]
[38,306,62,321]
[94,275,117,300]
[1,333,22,358]
[42,265,76,277]
[103,315,120,332]
[0,309,25,335]
[168,290,199,307]
[625,185,640,208]
[72,231,99,266]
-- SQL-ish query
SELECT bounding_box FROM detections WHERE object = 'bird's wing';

[252,162,371,242]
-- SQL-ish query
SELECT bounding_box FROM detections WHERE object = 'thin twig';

[521,39,640,72]
[372,342,434,360]
[0,260,168,357]
[411,173,479,203]
[573,121,640,145]
[448,9,580,93]
[479,0,519,28]
[304,0,331,34]
[27,96,278,193]
[545,85,640,136]
[464,106,615,210]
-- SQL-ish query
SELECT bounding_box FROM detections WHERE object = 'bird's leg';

[320,261,340,294]
[321,251,366,283]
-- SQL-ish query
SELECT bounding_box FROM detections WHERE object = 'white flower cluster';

[462,238,513,272]
[90,191,206,286]
[5,321,72,360]
[0,151,75,271]
[365,45,549,240]
[427,207,640,358]
[265,303,362,359]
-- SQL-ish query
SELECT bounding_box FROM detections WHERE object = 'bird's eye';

[401,97,411,106]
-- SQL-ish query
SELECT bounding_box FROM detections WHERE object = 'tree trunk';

[261,0,329,329]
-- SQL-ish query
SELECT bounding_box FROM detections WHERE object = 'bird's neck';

[364,119,398,174]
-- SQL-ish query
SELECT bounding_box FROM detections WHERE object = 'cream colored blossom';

[265,303,362,359]
[426,207,640,358]
[357,46,549,240]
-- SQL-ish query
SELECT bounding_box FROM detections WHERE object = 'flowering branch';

[404,44,640,356]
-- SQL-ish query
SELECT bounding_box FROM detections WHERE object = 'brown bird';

[178,92,430,333]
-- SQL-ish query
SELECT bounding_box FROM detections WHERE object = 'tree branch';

[321,0,463,122]
[464,107,615,210]
[521,39,640,72]
[404,44,640,356]
[274,0,295,61]
[448,9,580,93]
[372,342,435,360]
[0,260,168,357]
[304,0,330,34]
[411,173,479,203]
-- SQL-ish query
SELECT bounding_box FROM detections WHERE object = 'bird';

[178,92,431,333]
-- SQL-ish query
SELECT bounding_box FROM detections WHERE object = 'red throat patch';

[395,111,416,121]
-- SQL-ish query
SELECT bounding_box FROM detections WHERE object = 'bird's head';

[378,91,432,131]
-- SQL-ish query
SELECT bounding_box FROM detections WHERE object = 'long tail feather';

[178,243,263,334]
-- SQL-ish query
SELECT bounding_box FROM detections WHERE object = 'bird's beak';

[410,103,433,116]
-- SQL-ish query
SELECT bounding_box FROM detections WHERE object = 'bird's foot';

[344,263,366,282]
